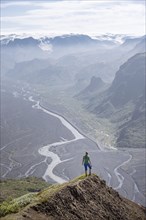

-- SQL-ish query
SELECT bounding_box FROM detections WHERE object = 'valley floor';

[0,81,145,206]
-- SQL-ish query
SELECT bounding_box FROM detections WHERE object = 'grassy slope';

[0,175,86,218]
[0,177,50,203]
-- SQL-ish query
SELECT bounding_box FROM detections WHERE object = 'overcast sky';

[1,0,145,36]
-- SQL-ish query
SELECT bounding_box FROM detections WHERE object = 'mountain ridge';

[1,175,145,220]
[1,34,145,48]
[76,53,146,148]
[75,76,107,100]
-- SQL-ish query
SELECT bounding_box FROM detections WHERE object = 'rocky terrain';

[78,53,146,148]
[1,175,145,220]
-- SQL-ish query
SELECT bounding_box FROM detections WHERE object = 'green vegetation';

[0,193,37,217]
[0,177,50,203]
[0,176,50,217]
[0,175,88,218]
[38,174,87,202]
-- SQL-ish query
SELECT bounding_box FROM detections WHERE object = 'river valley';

[0,83,145,207]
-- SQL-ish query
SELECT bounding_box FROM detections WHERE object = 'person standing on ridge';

[82,152,92,176]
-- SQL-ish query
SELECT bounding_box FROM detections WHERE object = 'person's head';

[85,152,88,156]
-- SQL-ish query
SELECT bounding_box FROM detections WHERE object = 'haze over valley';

[0,32,146,208]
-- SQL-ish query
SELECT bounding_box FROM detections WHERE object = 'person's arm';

[89,157,92,166]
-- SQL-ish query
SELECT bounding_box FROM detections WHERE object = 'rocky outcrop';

[7,175,145,220]
[90,53,146,148]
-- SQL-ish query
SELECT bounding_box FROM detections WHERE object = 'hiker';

[82,152,92,176]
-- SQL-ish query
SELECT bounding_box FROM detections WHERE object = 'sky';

[1,0,145,36]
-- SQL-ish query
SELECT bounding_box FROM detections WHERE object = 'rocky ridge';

[1,175,145,220]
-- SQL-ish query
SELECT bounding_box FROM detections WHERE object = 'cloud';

[1,0,145,36]
[0,1,32,8]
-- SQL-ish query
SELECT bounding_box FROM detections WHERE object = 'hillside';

[1,175,145,220]
[78,53,145,148]
[108,53,145,107]
[0,177,50,203]
[75,76,107,100]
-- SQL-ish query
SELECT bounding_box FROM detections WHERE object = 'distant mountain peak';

[6,37,39,47]
[76,76,106,99]
[87,76,105,92]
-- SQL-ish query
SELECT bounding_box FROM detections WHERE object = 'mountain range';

[1,34,145,84]
[1,33,145,148]
[78,53,146,148]
[0,34,120,47]
[1,34,145,51]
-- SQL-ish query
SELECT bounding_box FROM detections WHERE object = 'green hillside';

[0,177,50,204]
